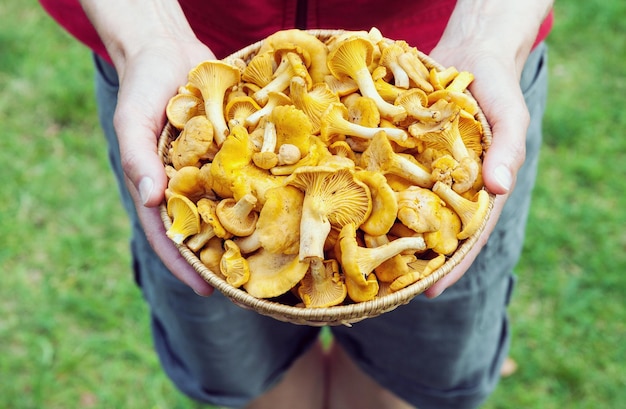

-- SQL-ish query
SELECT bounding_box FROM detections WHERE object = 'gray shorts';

[93,42,548,409]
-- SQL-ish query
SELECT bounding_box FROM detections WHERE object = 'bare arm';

[79,0,216,294]
[425,0,554,297]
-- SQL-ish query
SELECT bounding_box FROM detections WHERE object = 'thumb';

[468,61,530,195]
[114,107,169,207]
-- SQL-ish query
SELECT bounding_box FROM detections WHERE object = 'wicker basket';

[157,29,494,326]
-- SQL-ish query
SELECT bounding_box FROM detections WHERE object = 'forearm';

[438,0,553,75]
[78,0,198,70]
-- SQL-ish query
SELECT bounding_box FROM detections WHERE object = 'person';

[38,1,554,408]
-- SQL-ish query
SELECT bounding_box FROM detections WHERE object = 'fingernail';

[494,165,512,192]
[138,177,154,205]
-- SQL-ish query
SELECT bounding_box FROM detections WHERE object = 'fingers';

[114,45,217,205]
[113,56,176,208]
[470,63,530,195]
[116,111,169,207]
[112,45,217,293]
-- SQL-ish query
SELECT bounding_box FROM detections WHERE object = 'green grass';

[1,1,625,408]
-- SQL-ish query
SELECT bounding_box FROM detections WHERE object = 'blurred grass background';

[1,1,624,408]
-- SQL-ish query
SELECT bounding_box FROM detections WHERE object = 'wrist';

[79,0,198,70]
[436,0,553,75]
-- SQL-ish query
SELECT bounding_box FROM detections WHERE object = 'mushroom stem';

[298,194,332,260]
[321,102,407,144]
[339,223,425,302]
[352,67,407,122]
[432,182,490,240]
[397,52,434,93]
[361,132,433,188]
[341,224,427,282]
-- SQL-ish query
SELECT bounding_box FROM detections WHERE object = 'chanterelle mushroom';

[289,76,340,134]
[187,60,241,146]
[242,51,275,88]
[166,93,205,130]
[355,170,398,236]
[244,91,291,129]
[215,194,259,237]
[209,124,283,203]
[320,102,407,145]
[165,164,212,202]
[253,49,311,105]
[364,233,416,283]
[396,48,435,93]
[389,253,446,292]
[244,251,309,299]
[166,193,200,245]
[395,88,441,122]
[234,185,303,255]
[269,104,313,159]
[415,107,480,193]
[199,236,226,277]
[169,115,214,170]
[252,121,278,170]
[327,35,406,122]
[395,186,444,234]
[298,258,347,308]
[378,40,410,89]
[423,205,461,255]
[220,240,250,288]
[258,28,330,84]
[225,95,261,130]
[432,181,490,240]
[338,223,426,302]
[285,165,372,261]
[187,197,231,252]
[360,131,433,188]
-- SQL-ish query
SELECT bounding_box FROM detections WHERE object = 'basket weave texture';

[158,29,494,326]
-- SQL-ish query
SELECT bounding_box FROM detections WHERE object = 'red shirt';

[39,0,553,65]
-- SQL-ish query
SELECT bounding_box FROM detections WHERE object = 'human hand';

[423,41,529,298]
[113,39,217,296]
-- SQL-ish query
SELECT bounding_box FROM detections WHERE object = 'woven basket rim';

[157,29,495,326]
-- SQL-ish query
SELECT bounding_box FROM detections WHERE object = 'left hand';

[423,42,529,298]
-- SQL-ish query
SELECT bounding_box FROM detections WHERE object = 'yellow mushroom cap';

[166,194,201,245]
[225,95,262,129]
[298,258,347,308]
[216,194,259,237]
[378,40,410,89]
[360,131,432,188]
[395,186,444,234]
[423,206,461,255]
[269,104,313,158]
[166,93,205,130]
[432,182,490,240]
[395,88,441,122]
[187,60,241,145]
[355,170,398,237]
[244,250,310,298]
[285,165,372,261]
[290,76,340,134]
[258,28,330,83]
[389,253,446,292]
[199,236,227,277]
[242,51,276,88]
[169,115,214,170]
[220,240,250,288]
[327,36,406,122]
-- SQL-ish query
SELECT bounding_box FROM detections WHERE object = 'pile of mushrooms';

[163,28,490,308]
